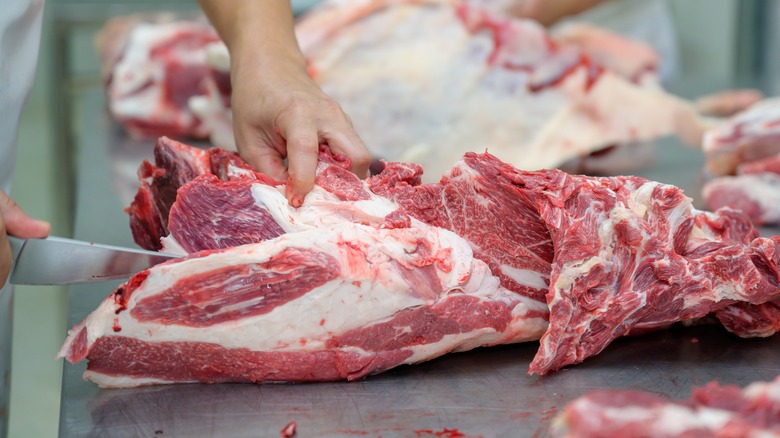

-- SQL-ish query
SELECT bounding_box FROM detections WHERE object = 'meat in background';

[701,98,780,225]
[98,0,711,181]
[553,376,780,437]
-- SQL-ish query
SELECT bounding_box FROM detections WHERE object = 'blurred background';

[8,0,780,436]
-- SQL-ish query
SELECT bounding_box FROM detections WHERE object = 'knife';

[7,235,181,285]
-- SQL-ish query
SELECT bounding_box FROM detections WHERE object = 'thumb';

[0,191,50,238]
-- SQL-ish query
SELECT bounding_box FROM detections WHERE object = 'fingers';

[0,191,50,289]
[0,190,50,238]
[279,118,320,207]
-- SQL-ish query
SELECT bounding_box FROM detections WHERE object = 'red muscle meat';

[63,139,780,386]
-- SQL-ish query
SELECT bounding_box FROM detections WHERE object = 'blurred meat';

[703,153,780,226]
[100,0,708,180]
[553,377,780,437]
[96,14,223,140]
[285,0,703,180]
[701,98,780,225]
[703,97,780,177]
[550,22,659,83]
[695,89,764,118]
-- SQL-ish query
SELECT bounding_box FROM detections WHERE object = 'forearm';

[198,0,307,79]
[516,0,611,26]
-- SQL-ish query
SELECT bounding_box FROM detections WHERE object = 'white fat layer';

[250,184,400,235]
[744,379,780,402]
[500,265,549,290]
[78,224,524,354]
[84,371,185,389]
[160,235,188,256]
[598,404,732,434]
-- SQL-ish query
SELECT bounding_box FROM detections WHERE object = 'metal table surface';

[59,88,780,437]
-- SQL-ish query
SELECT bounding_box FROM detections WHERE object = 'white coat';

[0,0,44,193]
[0,1,44,437]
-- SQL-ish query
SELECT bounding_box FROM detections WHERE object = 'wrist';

[230,45,309,91]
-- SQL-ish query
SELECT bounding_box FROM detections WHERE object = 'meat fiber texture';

[552,376,780,438]
[60,137,780,387]
[99,0,704,180]
[369,150,780,374]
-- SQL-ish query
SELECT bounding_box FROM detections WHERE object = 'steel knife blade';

[7,235,181,285]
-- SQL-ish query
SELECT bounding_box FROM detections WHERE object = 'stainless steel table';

[59,88,780,437]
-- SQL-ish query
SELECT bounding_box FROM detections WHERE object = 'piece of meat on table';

[703,97,780,177]
[703,150,780,226]
[58,222,546,388]
[61,138,550,388]
[74,140,535,388]
[372,151,780,374]
[552,376,780,437]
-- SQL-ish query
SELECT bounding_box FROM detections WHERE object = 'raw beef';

[370,151,780,374]
[101,0,705,180]
[703,146,780,226]
[59,137,550,387]
[701,99,780,226]
[703,97,780,177]
[552,377,780,437]
[96,14,227,140]
[59,222,547,388]
[61,137,780,386]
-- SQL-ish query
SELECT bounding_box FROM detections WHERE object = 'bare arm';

[198,0,371,207]
[512,0,610,26]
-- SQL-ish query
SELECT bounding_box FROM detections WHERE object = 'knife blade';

[7,235,181,285]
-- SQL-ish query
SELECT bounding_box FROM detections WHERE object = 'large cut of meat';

[59,137,780,386]
[100,0,704,180]
[96,14,228,140]
[703,97,780,177]
[60,137,549,387]
[552,377,780,437]
[702,98,780,226]
[369,151,780,374]
[703,153,780,226]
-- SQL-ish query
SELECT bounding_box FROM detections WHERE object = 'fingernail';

[290,195,303,208]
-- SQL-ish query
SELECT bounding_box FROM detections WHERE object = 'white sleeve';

[0,0,45,193]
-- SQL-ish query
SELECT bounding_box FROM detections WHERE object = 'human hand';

[230,54,371,207]
[0,190,51,289]
[198,0,372,207]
